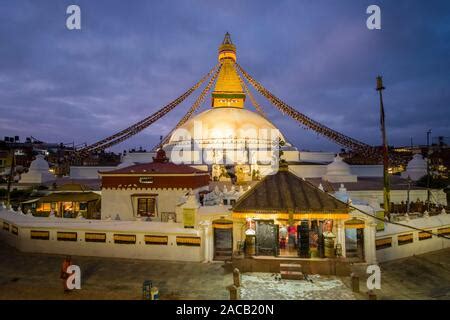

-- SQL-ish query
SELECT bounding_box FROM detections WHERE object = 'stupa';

[20,154,55,184]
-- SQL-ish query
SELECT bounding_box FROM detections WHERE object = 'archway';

[344,218,365,260]
[212,219,233,261]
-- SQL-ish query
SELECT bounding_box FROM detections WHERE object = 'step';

[280,270,304,280]
[280,263,302,270]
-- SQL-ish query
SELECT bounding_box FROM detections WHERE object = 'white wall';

[349,189,447,206]
[289,165,327,178]
[122,152,156,164]
[101,188,192,221]
[299,151,335,163]
[376,214,450,262]
[70,166,117,179]
[0,210,203,262]
[350,165,383,177]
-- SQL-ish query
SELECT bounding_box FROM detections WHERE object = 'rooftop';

[233,168,349,214]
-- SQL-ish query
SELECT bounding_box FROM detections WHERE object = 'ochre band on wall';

[232,212,349,220]
[145,235,168,245]
[176,236,201,246]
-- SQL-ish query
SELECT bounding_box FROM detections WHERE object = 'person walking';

[60,256,72,293]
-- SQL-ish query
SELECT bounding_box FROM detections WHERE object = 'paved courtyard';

[240,273,357,300]
[0,242,231,300]
[0,241,449,300]
[377,249,450,299]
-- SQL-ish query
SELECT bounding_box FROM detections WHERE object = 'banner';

[183,208,196,228]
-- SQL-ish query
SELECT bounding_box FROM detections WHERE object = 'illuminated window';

[37,203,51,212]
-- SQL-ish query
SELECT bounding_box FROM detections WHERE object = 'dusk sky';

[1,0,449,153]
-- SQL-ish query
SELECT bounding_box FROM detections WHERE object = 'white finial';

[423,210,429,218]
[441,208,447,215]
[318,183,324,191]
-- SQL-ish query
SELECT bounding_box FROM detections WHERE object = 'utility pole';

[6,147,16,207]
[406,176,411,214]
[426,129,431,211]
[377,76,390,220]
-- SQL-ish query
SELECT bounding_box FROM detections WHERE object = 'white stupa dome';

[20,154,55,184]
[326,155,351,176]
[168,107,287,145]
[28,154,50,171]
[323,155,357,183]
[401,154,427,181]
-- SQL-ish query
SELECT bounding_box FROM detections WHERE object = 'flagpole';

[377,76,390,221]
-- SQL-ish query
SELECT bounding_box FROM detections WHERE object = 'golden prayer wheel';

[323,232,336,258]
[245,235,256,256]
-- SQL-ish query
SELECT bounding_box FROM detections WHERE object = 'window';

[37,203,51,212]
[139,177,154,184]
[230,199,236,205]
[137,198,156,217]
[223,199,228,205]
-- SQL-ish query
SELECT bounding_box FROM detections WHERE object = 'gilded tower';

[211,33,246,108]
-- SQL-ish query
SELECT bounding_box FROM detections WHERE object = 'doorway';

[345,228,365,260]
[213,219,233,261]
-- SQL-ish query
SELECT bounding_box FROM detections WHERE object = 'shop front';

[231,167,350,260]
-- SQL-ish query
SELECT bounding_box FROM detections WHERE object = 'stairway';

[280,263,304,280]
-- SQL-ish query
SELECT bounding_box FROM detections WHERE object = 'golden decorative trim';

[31,230,50,240]
[344,223,365,229]
[113,234,136,244]
[144,235,168,245]
[85,232,106,242]
[232,212,349,220]
[398,233,413,241]
[376,237,392,246]
[419,231,432,240]
[213,223,233,229]
[176,236,201,246]
[438,227,450,236]
[57,232,77,241]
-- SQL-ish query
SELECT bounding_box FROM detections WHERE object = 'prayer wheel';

[245,235,256,256]
[323,232,336,258]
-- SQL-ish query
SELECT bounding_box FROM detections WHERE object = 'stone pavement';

[0,241,449,300]
[240,273,357,300]
[349,248,450,300]
[0,242,231,300]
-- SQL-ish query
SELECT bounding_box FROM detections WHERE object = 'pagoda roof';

[232,169,349,217]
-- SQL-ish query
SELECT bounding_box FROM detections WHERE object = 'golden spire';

[212,33,246,108]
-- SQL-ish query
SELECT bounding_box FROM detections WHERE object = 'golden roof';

[212,33,245,107]
[213,59,244,94]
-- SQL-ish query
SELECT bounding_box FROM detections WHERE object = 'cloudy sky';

[0,0,449,152]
